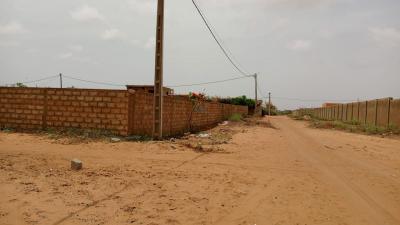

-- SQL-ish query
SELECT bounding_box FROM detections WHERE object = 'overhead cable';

[62,75,126,87]
[272,96,357,102]
[167,74,252,88]
[2,75,59,86]
[191,0,250,76]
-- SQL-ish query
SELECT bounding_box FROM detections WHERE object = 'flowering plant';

[189,92,206,101]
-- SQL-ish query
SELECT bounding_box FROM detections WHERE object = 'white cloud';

[58,45,83,59]
[69,45,83,52]
[0,40,20,47]
[287,39,311,51]
[144,36,155,49]
[74,57,99,65]
[369,27,400,47]
[271,18,290,30]
[268,0,334,8]
[127,0,156,14]
[209,0,334,10]
[59,52,73,59]
[58,52,98,65]
[0,22,27,35]
[319,29,335,39]
[100,28,126,40]
[26,48,38,53]
[130,39,140,46]
[70,5,105,22]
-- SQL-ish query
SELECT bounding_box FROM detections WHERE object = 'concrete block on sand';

[71,159,82,170]
[111,137,121,143]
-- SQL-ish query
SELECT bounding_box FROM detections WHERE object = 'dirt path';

[0,116,399,225]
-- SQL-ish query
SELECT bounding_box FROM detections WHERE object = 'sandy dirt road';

[0,116,399,225]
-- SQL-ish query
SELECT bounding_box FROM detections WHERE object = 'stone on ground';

[71,159,82,170]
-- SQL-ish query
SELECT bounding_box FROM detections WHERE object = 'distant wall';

[293,97,400,128]
[359,101,367,124]
[390,99,400,127]
[352,102,359,121]
[377,98,390,127]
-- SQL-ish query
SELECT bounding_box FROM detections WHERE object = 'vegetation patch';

[218,95,255,107]
[243,117,277,129]
[288,114,310,121]
[38,128,146,144]
[228,113,242,122]
[0,127,15,133]
[308,118,400,136]
[38,128,121,144]
[0,127,154,144]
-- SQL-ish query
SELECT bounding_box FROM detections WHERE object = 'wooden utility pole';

[254,73,258,114]
[268,92,271,116]
[59,73,63,88]
[153,0,165,139]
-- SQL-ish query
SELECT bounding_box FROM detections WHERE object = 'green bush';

[219,96,255,107]
[15,82,27,87]
[333,121,348,130]
[228,113,242,122]
[388,124,400,134]
[278,110,292,115]
[363,124,386,134]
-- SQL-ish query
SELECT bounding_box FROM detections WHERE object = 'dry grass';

[243,117,277,129]
[0,127,152,144]
[308,119,400,136]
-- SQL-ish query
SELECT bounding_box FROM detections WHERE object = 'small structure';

[322,103,338,107]
[126,85,174,95]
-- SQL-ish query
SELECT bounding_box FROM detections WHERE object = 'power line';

[64,74,252,89]
[167,74,252,88]
[2,75,59,86]
[191,0,249,76]
[62,75,126,87]
[64,74,255,89]
[194,1,250,75]
[272,96,357,103]
[3,73,255,89]
[256,82,267,99]
[0,75,358,103]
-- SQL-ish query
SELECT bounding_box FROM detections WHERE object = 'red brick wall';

[0,87,248,137]
[128,92,248,136]
[128,91,154,136]
[0,87,129,135]
[0,88,46,129]
[45,89,129,135]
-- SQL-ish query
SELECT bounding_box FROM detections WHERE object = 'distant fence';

[0,87,248,136]
[293,98,400,128]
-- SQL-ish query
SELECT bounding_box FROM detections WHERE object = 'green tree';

[263,103,278,115]
[218,95,255,107]
[15,83,27,87]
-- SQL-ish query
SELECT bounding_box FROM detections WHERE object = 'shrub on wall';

[217,96,255,107]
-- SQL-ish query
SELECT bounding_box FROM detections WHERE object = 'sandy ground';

[0,116,400,225]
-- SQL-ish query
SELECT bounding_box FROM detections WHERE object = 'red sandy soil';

[0,116,399,225]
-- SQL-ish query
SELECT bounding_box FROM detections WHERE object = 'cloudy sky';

[1,0,399,109]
